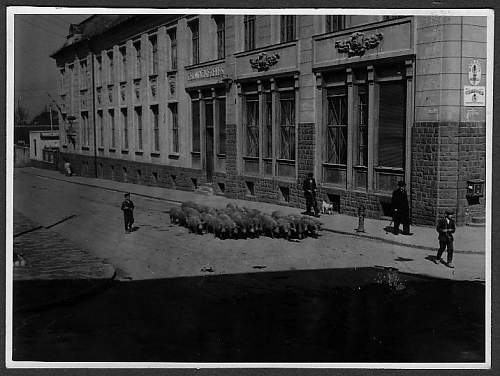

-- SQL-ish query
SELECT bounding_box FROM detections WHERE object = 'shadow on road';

[13,267,485,363]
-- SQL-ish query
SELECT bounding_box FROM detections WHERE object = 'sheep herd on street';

[169,201,323,241]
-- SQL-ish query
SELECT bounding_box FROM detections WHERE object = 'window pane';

[135,107,142,150]
[263,93,272,158]
[326,90,348,165]
[326,15,346,32]
[279,91,295,160]
[192,100,200,152]
[378,81,406,168]
[358,87,368,166]
[246,95,259,157]
[171,104,179,153]
[217,98,226,154]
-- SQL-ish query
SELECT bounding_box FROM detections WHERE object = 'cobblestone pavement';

[13,211,115,281]
[13,168,485,282]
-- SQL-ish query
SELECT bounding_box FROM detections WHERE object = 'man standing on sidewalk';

[391,180,410,235]
[121,193,134,233]
[435,209,456,268]
[303,172,320,217]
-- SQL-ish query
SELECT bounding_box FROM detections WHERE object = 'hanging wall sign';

[468,60,481,85]
[464,85,485,107]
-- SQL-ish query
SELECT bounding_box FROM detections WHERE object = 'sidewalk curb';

[14,267,117,314]
[20,169,484,256]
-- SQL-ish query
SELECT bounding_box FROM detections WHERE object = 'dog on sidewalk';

[321,200,334,215]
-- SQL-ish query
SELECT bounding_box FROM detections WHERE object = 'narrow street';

[13,169,485,282]
[12,169,486,362]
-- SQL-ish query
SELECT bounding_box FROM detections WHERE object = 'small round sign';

[468,60,481,86]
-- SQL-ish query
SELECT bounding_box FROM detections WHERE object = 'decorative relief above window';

[250,52,280,72]
[335,32,383,57]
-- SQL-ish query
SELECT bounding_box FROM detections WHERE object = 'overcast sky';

[14,14,88,122]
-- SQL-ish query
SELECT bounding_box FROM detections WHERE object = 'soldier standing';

[391,180,410,235]
[435,209,456,268]
[303,172,320,217]
[121,193,134,233]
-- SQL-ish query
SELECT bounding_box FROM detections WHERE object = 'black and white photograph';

[6,5,493,368]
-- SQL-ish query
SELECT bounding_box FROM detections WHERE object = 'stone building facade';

[51,14,487,225]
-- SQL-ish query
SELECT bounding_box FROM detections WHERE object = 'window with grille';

[135,107,143,150]
[215,16,225,59]
[326,89,348,165]
[217,97,226,154]
[109,109,115,148]
[192,100,200,152]
[189,21,200,65]
[170,103,179,152]
[149,35,158,75]
[378,81,406,168]
[119,46,127,81]
[97,110,103,147]
[151,105,159,152]
[357,86,368,166]
[280,15,296,42]
[244,15,256,51]
[279,91,295,160]
[326,15,346,32]
[263,92,273,158]
[107,51,114,83]
[168,29,177,70]
[245,94,259,157]
[121,108,128,149]
[134,41,141,77]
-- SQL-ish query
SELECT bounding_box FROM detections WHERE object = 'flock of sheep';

[169,201,323,240]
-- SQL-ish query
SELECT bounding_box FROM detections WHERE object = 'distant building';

[29,130,59,162]
[50,14,487,225]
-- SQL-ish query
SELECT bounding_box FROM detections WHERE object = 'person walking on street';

[391,180,410,235]
[303,172,320,217]
[435,209,456,268]
[121,193,134,233]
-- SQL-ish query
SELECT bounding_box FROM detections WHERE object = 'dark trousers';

[305,192,319,215]
[393,213,410,234]
[436,239,454,264]
[124,213,134,231]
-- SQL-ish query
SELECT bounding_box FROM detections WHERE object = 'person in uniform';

[121,193,134,233]
[303,172,320,217]
[435,209,456,268]
[391,180,410,235]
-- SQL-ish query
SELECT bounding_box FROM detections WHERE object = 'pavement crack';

[44,214,77,229]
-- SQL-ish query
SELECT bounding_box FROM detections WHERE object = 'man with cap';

[435,209,456,268]
[303,172,320,217]
[391,180,410,235]
[121,193,134,233]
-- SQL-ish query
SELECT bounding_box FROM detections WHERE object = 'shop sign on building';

[187,65,225,81]
[468,60,481,85]
[464,85,485,107]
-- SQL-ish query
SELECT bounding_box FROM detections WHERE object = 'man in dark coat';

[391,180,410,235]
[303,172,320,217]
[435,209,456,268]
[121,193,134,233]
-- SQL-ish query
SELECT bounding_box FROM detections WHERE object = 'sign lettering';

[187,66,225,81]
